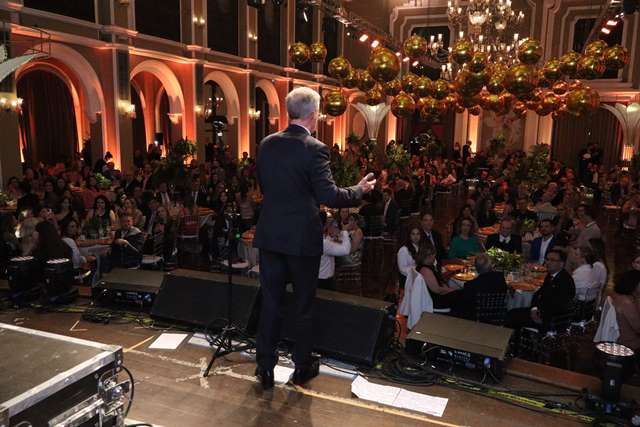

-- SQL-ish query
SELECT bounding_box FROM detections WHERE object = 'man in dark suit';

[382,188,399,234]
[486,218,522,253]
[420,212,445,261]
[528,219,557,264]
[254,87,375,390]
[506,249,576,331]
[454,253,507,321]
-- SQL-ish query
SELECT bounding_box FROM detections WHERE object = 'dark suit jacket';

[531,269,576,326]
[254,125,363,256]
[456,271,507,320]
[422,229,446,261]
[384,199,400,234]
[486,233,522,253]
[528,235,557,262]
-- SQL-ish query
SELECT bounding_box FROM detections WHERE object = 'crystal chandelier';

[445,0,525,77]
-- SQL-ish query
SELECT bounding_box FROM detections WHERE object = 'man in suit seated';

[486,218,522,253]
[528,219,557,264]
[506,249,576,332]
[420,212,446,261]
[454,253,507,321]
[110,214,144,269]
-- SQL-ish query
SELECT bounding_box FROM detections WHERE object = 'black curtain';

[17,70,78,167]
[131,86,146,155]
[258,1,281,65]
[159,90,172,148]
[551,106,622,170]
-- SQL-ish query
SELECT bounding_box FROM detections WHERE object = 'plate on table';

[509,281,539,292]
[443,264,465,273]
[527,263,547,273]
[478,226,497,235]
[454,272,477,282]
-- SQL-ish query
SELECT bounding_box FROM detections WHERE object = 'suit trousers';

[256,249,320,370]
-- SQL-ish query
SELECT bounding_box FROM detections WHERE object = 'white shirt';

[397,243,419,276]
[572,264,596,301]
[592,261,607,289]
[499,235,511,243]
[62,237,83,269]
[319,230,351,279]
[538,235,553,264]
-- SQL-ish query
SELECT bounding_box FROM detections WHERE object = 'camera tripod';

[203,211,255,377]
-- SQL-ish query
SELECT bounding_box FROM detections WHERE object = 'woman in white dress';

[397,226,423,289]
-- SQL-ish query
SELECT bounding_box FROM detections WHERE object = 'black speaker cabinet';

[282,289,394,366]
[150,269,260,333]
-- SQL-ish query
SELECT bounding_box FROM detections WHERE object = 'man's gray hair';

[286,87,320,120]
[475,253,493,274]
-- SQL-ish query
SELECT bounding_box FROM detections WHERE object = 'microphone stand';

[203,210,254,377]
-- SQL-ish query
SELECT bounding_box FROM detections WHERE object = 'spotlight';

[601,27,611,34]
[606,19,619,26]
[371,40,380,48]
[412,60,419,66]
[395,51,401,57]
[596,342,635,403]
[303,8,308,22]
[403,56,410,62]
[359,33,369,42]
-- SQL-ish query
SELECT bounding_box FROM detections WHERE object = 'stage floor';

[1,303,629,427]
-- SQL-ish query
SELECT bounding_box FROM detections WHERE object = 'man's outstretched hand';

[358,173,376,194]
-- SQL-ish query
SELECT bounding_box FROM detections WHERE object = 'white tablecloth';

[448,277,536,310]
[79,244,110,257]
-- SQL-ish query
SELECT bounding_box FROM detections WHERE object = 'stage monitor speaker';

[282,289,394,366]
[406,313,513,378]
[94,268,166,310]
[150,269,260,332]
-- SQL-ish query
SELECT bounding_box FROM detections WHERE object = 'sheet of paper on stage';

[149,333,189,350]
[351,376,448,417]
[393,389,448,417]
[274,365,294,384]
[187,332,210,348]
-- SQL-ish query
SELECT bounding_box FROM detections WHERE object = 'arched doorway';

[17,69,79,166]
[203,70,242,157]
[255,87,270,149]
[131,84,147,158]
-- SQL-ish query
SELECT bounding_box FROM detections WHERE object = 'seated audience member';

[610,270,640,353]
[0,214,20,274]
[121,197,145,230]
[476,197,498,228]
[318,213,351,291]
[61,219,85,269]
[448,218,483,259]
[33,220,72,263]
[512,196,538,225]
[588,238,607,299]
[451,204,478,238]
[574,204,601,248]
[110,215,144,268]
[529,219,557,264]
[485,218,522,253]
[84,195,117,239]
[415,247,459,310]
[18,218,40,256]
[54,196,79,225]
[420,213,446,261]
[339,213,363,266]
[506,249,575,331]
[454,253,507,320]
[572,245,598,301]
[397,226,423,288]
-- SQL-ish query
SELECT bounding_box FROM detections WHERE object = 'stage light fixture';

[395,51,401,57]
[371,40,380,48]
[412,60,419,67]
[596,342,635,403]
[403,56,410,63]
[606,19,619,26]
[359,33,369,42]
[601,27,611,34]
[303,8,309,22]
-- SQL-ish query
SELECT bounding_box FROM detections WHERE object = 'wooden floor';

[3,305,628,427]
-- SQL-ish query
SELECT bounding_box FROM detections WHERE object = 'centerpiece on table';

[487,247,523,272]
[0,191,13,208]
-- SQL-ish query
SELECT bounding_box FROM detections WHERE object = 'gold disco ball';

[603,45,630,70]
[328,57,352,80]
[504,64,539,98]
[342,69,359,89]
[450,39,474,65]
[309,42,328,62]
[391,91,416,118]
[432,79,450,100]
[552,80,568,95]
[367,48,400,82]
[584,40,608,58]
[468,105,482,116]
[513,100,527,118]
[559,51,581,78]
[566,87,601,116]
[357,69,376,91]
[383,79,402,96]
[366,86,385,106]
[517,38,543,65]
[577,55,605,80]
[289,42,310,65]
[323,90,347,117]
[401,73,419,94]
[414,76,433,98]
[469,51,488,73]
[542,59,563,82]
[403,34,428,59]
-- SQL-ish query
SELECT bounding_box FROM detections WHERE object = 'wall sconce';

[0,95,23,113]
[118,100,135,118]
[194,105,203,115]
[248,32,258,42]
[248,108,261,120]
[193,16,205,26]
[318,113,328,122]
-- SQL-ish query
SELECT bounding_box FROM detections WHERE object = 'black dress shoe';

[292,358,320,386]
[255,366,274,390]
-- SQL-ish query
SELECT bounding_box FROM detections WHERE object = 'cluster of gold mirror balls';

[288,36,629,120]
